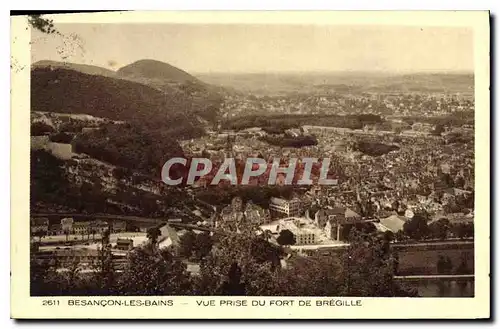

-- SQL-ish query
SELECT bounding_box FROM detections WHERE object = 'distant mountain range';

[197,71,474,96]
[32,59,222,94]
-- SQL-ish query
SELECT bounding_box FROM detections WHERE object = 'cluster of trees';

[59,119,88,133]
[73,123,185,176]
[32,228,417,297]
[30,149,71,208]
[222,115,299,132]
[30,149,190,217]
[401,112,474,129]
[442,196,475,214]
[223,114,385,132]
[431,124,446,136]
[445,132,474,145]
[31,122,54,136]
[30,64,223,178]
[260,135,318,148]
[30,149,121,214]
[49,132,73,143]
[353,141,400,156]
[178,231,214,261]
[436,254,472,276]
[31,67,214,140]
[401,212,474,241]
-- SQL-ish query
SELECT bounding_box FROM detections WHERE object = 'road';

[394,274,474,283]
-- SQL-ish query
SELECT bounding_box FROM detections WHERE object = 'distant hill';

[31,67,206,139]
[33,59,225,112]
[117,59,198,83]
[197,72,474,96]
[32,60,117,78]
[117,59,226,96]
[116,59,224,119]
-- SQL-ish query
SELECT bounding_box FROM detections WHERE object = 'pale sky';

[31,24,474,74]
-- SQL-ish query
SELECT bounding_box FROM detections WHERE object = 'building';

[30,218,49,235]
[293,228,317,245]
[60,217,74,234]
[316,207,362,241]
[49,223,62,235]
[333,140,348,152]
[244,201,270,225]
[157,224,181,252]
[278,218,318,245]
[53,249,99,268]
[269,197,302,218]
[112,220,127,233]
[73,221,91,236]
[260,217,320,246]
[92,220,109,234]
[315,207,345,228]
[47,142,73,160]
[115,238,134,251]
[378,214,407,233]
[344,207,361,223]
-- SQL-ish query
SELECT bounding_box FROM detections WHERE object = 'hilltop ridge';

[117,59,199,83]
[32,60,117,78]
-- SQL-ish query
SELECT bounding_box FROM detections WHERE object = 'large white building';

[261,217,318,246]
[269,197,301,218]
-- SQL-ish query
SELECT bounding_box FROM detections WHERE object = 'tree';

[28,15,59,34]
[195,234,282,296]
[30,149,69,207]
[403,214,429,241]
[217,262,246,296]
[428,218,450,240]
[452,222,474,239]
[383,230,395,243]
[49,132,73,144]
[34,230,46,242]
[262,229,273,242]
[146,226,162,246]
[276,229,296,246]
[193,232,214,260]
[92,228,115,295]
[431,124,445,136]
[394,230,407,242]
[249,237,283,269]
[31,122,54,136]
[340,230,417,297]
[178,231,197,259]
[30,253,61,296]
[118,246,193,295]
[275,254,343,296]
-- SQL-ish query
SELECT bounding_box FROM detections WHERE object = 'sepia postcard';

[11,11,490,319]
